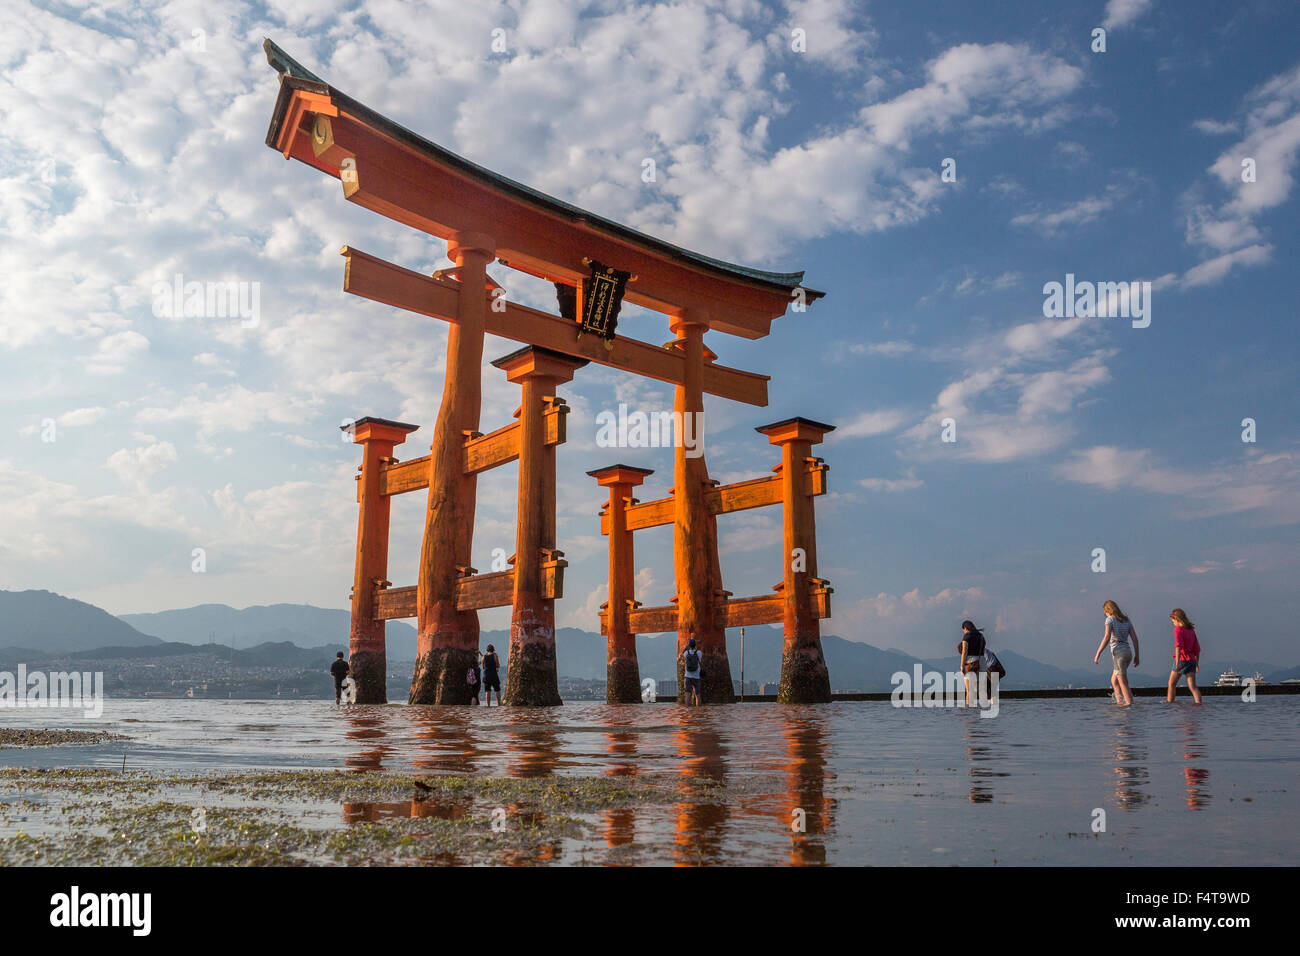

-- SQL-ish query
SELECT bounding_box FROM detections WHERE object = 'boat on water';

[1212,668,1269,687]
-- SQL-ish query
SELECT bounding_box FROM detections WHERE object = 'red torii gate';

[262,39,834,705]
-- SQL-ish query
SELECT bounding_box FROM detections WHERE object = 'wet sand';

[0,728,127,748]
[0,767,712,865]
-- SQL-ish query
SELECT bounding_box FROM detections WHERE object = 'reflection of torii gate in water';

[262,40,836,706]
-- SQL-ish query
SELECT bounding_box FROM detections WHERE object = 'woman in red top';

[1166,608,1203,705]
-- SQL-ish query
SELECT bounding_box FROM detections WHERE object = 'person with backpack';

[681,638,703,706]
[1093,600,1140,706]
[467,652,481,706]
[1166,608,1202,705]
[958,621,985,706]
[983,645,1007,684]
[481,644,502,706]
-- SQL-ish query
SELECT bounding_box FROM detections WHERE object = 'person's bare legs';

[1167,671,1179,702]
[1187,673,1202,705]
[1117,670,1134,706]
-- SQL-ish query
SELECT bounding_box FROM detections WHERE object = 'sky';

[1,0,1298,668]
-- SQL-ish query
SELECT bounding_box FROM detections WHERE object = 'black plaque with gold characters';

[579,259,631,348]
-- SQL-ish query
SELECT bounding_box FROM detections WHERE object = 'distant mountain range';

[118,602,420,660]
[1,589,1295,691]
[0,640,337,670]
[0,589,160,652]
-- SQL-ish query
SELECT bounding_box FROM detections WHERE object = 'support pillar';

[669,315,734,703]
[589,464,654,703]
[494,346,587,706]
[756,417,836,703]
[344,417,418,704]
[411,232,494,704]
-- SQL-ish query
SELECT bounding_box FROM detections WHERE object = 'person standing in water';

[481,644,502,706]
[958,621,986,706]
[680,638,703,706]
[1167,608,1203,705]
[1093,600,1140,706]
[468,651,481,706]
[329,651,350,705]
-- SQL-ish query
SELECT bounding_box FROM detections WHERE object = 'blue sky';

[1,0,1297,667]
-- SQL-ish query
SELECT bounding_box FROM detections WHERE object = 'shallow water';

[1,696,1295,864]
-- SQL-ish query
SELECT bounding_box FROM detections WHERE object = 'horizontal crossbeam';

[373,558,567,620]
[342,247,770,406]
[601,459,828,534]
[602,584,832,636]
[376,406,565,496]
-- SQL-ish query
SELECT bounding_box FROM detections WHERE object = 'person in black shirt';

[958,621,985,706]
[481,644,501,706]
[330,652,350,705]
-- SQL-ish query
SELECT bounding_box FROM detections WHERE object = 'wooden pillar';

[411,231,494,705]
[344,417,418,704]
[589,464,654,703]
[494,347,586,706]
[756,417,836,703]
[669,315,734,703]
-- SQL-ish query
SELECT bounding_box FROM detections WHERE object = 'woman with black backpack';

[958,621,986,706]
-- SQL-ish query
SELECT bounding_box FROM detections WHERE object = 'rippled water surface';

[2,696,1295,864]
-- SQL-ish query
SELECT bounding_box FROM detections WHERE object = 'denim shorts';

[1173,658,1198,676]
[1111,645,1133,676]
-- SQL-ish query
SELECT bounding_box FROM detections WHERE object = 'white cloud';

[1177,64,1300,284]
[137,385,321,440]
[85,330,149,375]
[859,474,923,492]
[107,441,178,489]
[778,0,876,72]
[955,270,1021,296]
[1057,445,1300,521]
[848,340,915,356]
[1003,315,1090,358]
[1012,355,1111,418]
[1191,118,1237,135]
[835,408,909,439]
[1102,0,1155,30]
[862,42,1083,148]
[0,457,197,580]
[58,407,108,427]
[1011,180,1136,234]
[1179,243,1272,287]
[833,585,987,651]
[901,307,1115,464]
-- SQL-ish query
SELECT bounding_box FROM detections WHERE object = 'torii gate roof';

[262,39,822,339]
